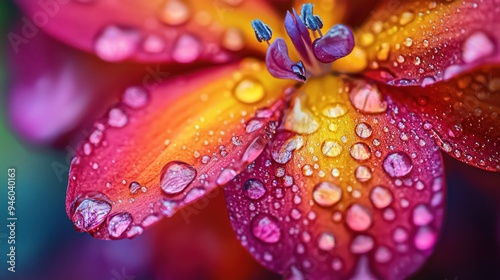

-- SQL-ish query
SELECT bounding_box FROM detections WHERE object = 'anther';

[251,19,273,44]
[291,61,307,81]
[300,3,323,36]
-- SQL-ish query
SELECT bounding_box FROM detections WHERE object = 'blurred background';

[1,1,500,279]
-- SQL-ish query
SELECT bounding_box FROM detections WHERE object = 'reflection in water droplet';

[350,82,387,113]
[72,196,112,231]
[350,143,372,161]
[321,140,343,157]
[313,182,342,207]
[318,232,335,251]
[107,212,132,238]
[233,78,265,104]
[322,103,348,118]
[346,204,372,231]
[129,181,141,194]
[355,165,372,182]
[251,215,281,244]
[355,123,373,139]
[244,179,266,200]
[370,186,393,209]
[94,26,140,62]
[383,152,413,177]
[160,161,197,194]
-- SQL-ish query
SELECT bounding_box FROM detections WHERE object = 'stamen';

[266,38,307,82]
[251,19,272,44]
[312,24,354,64]
[291,61,307,81]
[300,3,324,36]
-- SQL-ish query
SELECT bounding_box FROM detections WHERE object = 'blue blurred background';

[1,1,500,279]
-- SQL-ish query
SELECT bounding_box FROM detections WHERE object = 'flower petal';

[14,0,281,63]
[357,0,500,86]
[6,26,150,145]
[66,60,295,240]
[384,67,500,171]
[225,75,445,279]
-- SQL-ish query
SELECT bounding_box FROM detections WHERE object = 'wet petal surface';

[225,75,445,279]
[385,67,500,171]
[15,0,281,63]
[357,0,500,86]
[66,60,294,239]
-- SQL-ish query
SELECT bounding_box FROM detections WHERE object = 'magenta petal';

[6,27,151,145]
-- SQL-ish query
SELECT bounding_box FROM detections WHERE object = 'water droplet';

[346,204,372,231]
[383,152,413,177]
[302,164,313,176]
[355,165,372,182]
[462,31,495,63]
[129,181,141,194]
[393,227,408,243]
[404,37,413,47]
[72,195,112,231]
[141,214,160,227]
[313,182,342,207]
[184,187,206,203]
[355,123,373,139]
[285,97,320,134]
[322,103,348,118]
[321,140,343,157]
[216,168,237,185]
[223,28,244,51]
[377,43,390,61]
[244,179,266,200]
[233,78,265,104]
[94,26,140,62]
[414,226,436,251]
[375,246,392,263]
[360,32,375,47]
[350,82,387,113]
[351,235,374,254]
[173,34,202,63]
[122,86,149,108]
[83,143,92,156]
[107,212,132,238]
[318,232,335,251]
[370,186,393,209]
[142,34,165,54]
[350,143,372,161]
[242,136,267,163]
[160,161,197,194]
[271,137,301,164]
[108,108,128,128]
[412,204,434,226]
[399,11,415,26]
[251,214,281,244]
[160,0,191,26]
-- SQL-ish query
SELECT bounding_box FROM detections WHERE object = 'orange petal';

[225,75,445,279]
[384,67,500,171]
[356,0,500,86]
[66,59,295,239]
[15,0,281,63]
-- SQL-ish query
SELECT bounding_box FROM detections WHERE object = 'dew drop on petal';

[349,82,387,113]
[313,182,342,207]
[251,214,282,244]
[243,179,266,200]
[355,123,373,139]
[184,187,206,204]
[216,168,237,185]
[462,31,495,64]
[223,28,244,51]
[108,108,128,128]
[383,152,413,177]
[317,232,335,251]
[370,186,393,209]
[126,225,144,238]
[72,196,112,231]
[129,181,141,194]
[122,86,149,108]
[142,34,166,54]
[94,26,140,62]
[233,78,265,104]
[346,204,372,231]
[412,204,434,226]
[414,226,437,251]
[173,34,202,63]
[350,143,371,161]
[351,235,374,254]
[107,212,132,238]
[321,140,343,157]
[160,161,197,195]
[322,103,348,118]
[375,246,392,263]
[355,165,372,182]
[160,0,191,26]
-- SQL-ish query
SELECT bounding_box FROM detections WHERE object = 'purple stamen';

[265,38,307,82]
[312,24,354,64]
[284,9,313,65]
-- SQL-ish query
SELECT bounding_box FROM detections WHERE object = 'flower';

[8,0,500,279]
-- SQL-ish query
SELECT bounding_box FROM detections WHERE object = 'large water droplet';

[173,34,202,63]
[108,108,128,128]
[313,182,342,207]
[355,123,373,139]
[462,31,495,64]
[350,143,372,161]
[160,161,197,195]
[350,82,387,113]
[370,186,393,209]
[251,214,281,244]
[122,86,149,108]
[216,168,237,185]
[242,136,267,163]
[412,204,434,226]
[414,226,436,251]
[355,165,372,182]
[271,136,302,164]
[94,26,140,62]
[72,195,112,231]
[317,232,335,251]
[383,152,413,177]
[107,212,132,238]
[244,179,266,200]
[160,0,191,26]
[322,103,348,118]
[321,140,343,157]
[351,235,374,254]
[233,78,265,104]
[399,11,415,26]
[346,204,372,231]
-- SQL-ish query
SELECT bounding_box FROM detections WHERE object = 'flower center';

[251,3,355,82]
